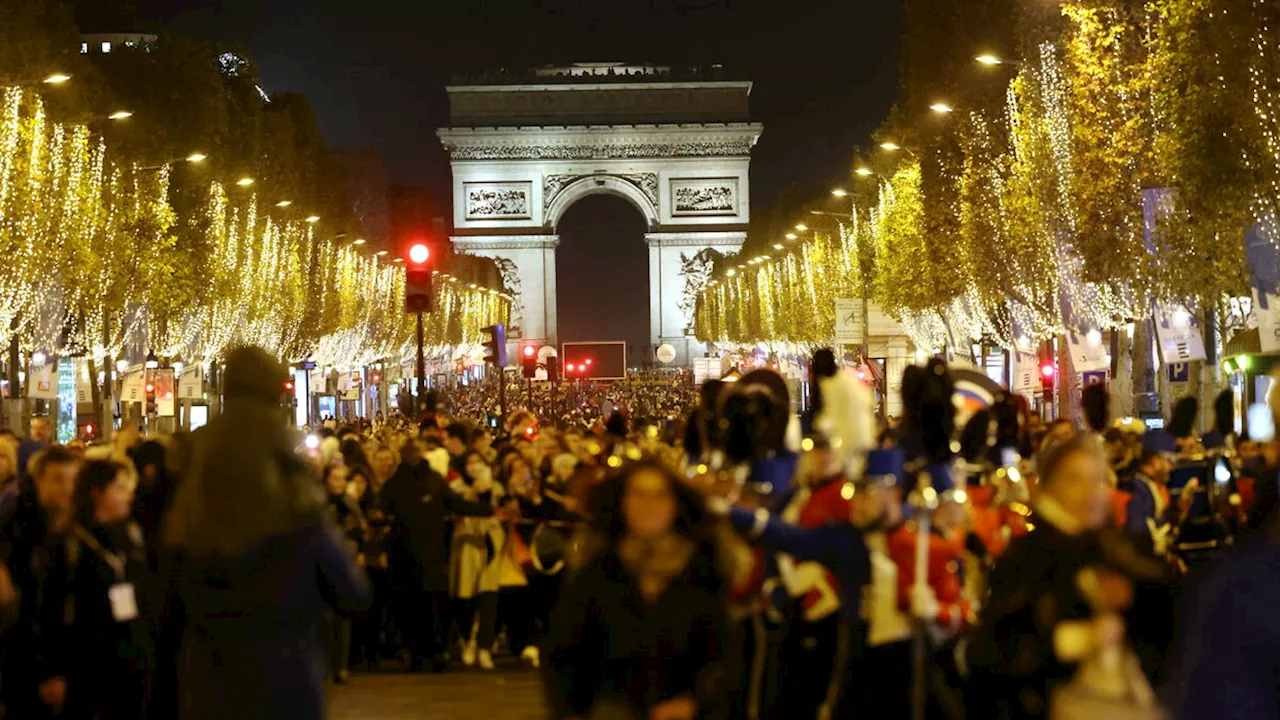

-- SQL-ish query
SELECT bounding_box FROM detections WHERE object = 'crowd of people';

[0,343,1273,720]
[438,371,698,432]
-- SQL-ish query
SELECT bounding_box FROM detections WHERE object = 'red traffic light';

[145,383,155,394]
[523,346,536,358]
[566,363,576,372]
[284,381,295,391]
[584,358,593,365]
[408,243,430,264]
[1040,364,1056,379]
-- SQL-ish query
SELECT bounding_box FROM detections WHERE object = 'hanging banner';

[1065,331,1110,373]
[1153,304,1207,363]
[29,362,58,400]
[1246,220,1280,353]
[56,359,76,444]
[344,371,362,401]
[178,366,203,400]
[121,371,145,404]
[834,298,864,345]
[1255,289,1280,354]
[1011,350,1040,396]
[153,369,176,417]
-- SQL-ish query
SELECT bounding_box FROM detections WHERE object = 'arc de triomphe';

[438,63,762,367]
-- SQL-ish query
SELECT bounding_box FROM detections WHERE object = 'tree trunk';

[1056,335,1081,425]
[1110,327,1134,419]
[1132,319,1158,417]
[87,356,101,433]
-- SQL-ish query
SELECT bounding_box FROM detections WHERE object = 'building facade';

[438,63,762,366]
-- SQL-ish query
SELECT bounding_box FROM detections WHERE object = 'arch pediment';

[545,174,659,229]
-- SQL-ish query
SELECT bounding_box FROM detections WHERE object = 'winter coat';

[0,489,56,715]
[39,521,155,719]
[158,394,371,720]
[448,479,507,597]
[380,460,492,593]
[543,533,733,720]
[965,517,1101,720]
[169,523,370,720]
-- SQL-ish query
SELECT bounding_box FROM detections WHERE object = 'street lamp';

[855,167,874,176]
[794,223,808,232]
[140,152,207,171]
[975,54,1020,67]
[375,250,388,257]
[929,103,954,114]
[275,200,292,207]
[880,142,902,151]
[831,188,850,198]
[107,110,133,121]
[785,232,798,240]
[144,351,159,370]
[352,238,366,246]
[235,177,255,187]
[772,243,785,250]
[43,73,71,85]
[305,215,320,223]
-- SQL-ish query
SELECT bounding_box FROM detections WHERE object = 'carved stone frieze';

[543,172,658,211]
[446,139,756,161]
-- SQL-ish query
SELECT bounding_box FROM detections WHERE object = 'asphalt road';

[330,666,547,720]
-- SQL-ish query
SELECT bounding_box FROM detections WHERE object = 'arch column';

[452,235,559,351]
[645,231,745,366]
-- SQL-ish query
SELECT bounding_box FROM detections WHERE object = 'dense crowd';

[0,345,1272,720]
[438,371,697,431]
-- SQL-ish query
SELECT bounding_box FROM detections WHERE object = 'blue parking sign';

[1167,362,1190,383]
[1082,370,1107,387]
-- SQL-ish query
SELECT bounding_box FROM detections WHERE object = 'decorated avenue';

[0,1,1277,720]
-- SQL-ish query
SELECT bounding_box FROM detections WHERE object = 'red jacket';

[887,524,970,628]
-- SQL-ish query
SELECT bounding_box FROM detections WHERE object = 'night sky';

[118,0,902,351]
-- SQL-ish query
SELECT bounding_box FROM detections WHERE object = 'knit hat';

[223,346,286,402]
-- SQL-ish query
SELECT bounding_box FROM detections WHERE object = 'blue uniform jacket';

[1124,476,1159,538]
[727,507,869,623]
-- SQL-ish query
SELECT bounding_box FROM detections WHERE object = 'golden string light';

[0,85,510,374]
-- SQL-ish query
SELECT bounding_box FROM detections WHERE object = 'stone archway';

[439,64,762,366]
[546,175,659,230]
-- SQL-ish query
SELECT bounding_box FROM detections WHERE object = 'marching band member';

[716,366,875,720]
[1120,431,1196,557]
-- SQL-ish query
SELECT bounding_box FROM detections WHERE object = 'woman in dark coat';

[159,346,371,720]
[39,458,153,719]
[380,438,494,672]
[542,461,734,720]
[964,434,1170,720]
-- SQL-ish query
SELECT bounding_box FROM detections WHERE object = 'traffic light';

[545,355,560,382]
[144,378,157,415]
[404,242,433,313]
[521,346,537,379]
[1040,363,1057,389]
[482,324,508,368]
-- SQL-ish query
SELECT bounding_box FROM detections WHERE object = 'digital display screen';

[560,342,627,380]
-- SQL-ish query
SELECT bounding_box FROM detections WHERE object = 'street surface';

[331,668,546,720]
